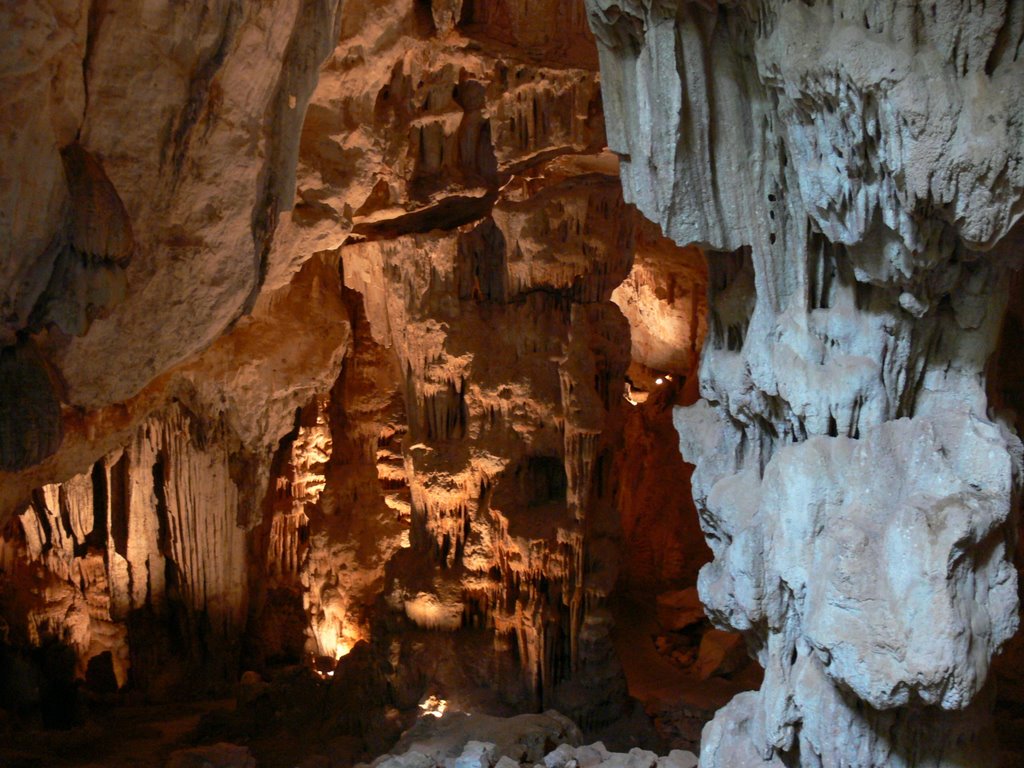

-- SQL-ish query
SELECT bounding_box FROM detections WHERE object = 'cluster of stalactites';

[0,402,248,688]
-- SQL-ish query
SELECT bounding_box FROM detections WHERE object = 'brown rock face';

[253,0,641,721]
[0,250,352,696]
[0,342,62,471]
[613,223,708,591]
[1,0,346,414]
[0,0,713,754]
[1,401,247,696]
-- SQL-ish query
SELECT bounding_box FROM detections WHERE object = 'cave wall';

[0,0,713,729]
[1,0,344,410]
[0,0,352,521]
[613,222,709,591]
[255,0,638,723]
[0,400,247,697]
[586,0,1024,765]
[0,0,355,696]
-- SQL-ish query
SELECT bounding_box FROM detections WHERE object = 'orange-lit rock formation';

[0,0,709,740]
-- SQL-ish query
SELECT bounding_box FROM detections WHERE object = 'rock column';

[587,1,1024,765]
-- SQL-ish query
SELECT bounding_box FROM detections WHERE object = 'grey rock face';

[587,1,1024,765]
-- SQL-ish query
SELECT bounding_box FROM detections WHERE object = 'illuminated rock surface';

[356,709,699,768]
[587,0,1024,765]
[0,0,1022,767]
[0,0,708,757]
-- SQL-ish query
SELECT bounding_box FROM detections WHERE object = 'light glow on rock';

[418,694,448,718]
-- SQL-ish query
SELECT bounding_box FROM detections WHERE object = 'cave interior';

[1,1,1023,767]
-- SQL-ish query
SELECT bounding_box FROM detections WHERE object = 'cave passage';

[1,1,1023,767]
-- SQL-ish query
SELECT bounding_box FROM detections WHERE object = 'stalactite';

[0,401,249,691]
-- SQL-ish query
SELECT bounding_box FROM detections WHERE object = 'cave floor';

[0,698,234,768]
[611,593,762,752]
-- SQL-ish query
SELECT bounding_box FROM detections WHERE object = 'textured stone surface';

[0,1,712,743]
[1,0,346,414]
[588,0,1024,765]
[246,0,653,729]
[612,224,705,380]
[0,401,250,695]
[291,153,633,732]
[360,711,698,768]
[381,709,582,766]
[613,226,708,592]
[655,589,704,633]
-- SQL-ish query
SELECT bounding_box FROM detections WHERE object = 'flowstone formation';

[587,1,1024,766]
[1,0,717,744]
[256,0,637,725]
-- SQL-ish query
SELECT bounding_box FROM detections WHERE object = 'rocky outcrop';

[0,401,248,695]
[588,1,1024,765]
[361,713,699,768]
[1,0,712,738]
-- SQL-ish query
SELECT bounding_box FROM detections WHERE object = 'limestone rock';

[611,222,705,379]
[623,747,656,768]
[657,751,697,768]
[459,740,499,768]
[255,0,647,726]
[544,743,577,768]
[376,752,437,768]
[588,0,1024,765]
[0,401,251,694]
[51,0,346,409]
[654,589,705,633]
[0,1,651,726]
[614,225,708,591]
[364,729,697,768]
[693,630,745,682]
[386,710,582,766]
[0,1,712,757]
[0,0,88,342]
[0,0,343,415]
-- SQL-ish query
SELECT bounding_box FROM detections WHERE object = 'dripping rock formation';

[1,0,711,763]
[0,0,1022,767]
[588,0,1024,766]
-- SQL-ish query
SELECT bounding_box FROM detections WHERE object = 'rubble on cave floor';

[611,594,761,755]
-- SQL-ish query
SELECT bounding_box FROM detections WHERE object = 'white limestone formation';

[587,1,1024,765]
[359,709,698,768]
